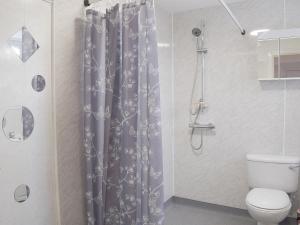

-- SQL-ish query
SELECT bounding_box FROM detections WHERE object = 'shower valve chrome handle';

[196,48,208,54]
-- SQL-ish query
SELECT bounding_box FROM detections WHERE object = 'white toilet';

[246,154,300,225]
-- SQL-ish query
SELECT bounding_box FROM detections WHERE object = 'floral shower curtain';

[83,2,164,225]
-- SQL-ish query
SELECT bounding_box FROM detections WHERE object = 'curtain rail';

[84,0,246,36]
[218,0,246,35]
[84,0,148,7]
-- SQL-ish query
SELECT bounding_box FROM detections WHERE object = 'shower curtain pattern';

[83,2,164,225]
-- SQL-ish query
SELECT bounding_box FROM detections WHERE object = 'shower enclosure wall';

[0,0,58,224]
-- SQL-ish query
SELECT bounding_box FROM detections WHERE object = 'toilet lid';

[246,188,290,210]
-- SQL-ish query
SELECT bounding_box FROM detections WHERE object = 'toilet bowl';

[246,188,291,225]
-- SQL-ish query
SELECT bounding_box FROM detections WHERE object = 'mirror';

[32,75,46,92]
[257,39,280,79]
[257,29,300,80]
[7,26,39,62]
[2,106,34,142]
[14,184,30,203]
[279,37,300,78]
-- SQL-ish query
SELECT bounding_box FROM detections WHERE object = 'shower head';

[192,28,202,37]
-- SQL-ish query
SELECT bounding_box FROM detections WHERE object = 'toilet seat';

[246,188,292,225]
[246,188,291,210]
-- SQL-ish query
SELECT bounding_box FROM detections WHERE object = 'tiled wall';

[156,6,174,201]
[54,0,86,225]
[173,0,300,211]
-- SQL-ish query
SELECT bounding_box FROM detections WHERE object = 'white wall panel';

[0,0,58,224]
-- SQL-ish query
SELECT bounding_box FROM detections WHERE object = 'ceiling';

[157,0,247,13]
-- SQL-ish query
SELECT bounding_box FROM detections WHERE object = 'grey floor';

[164,198,296,225]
